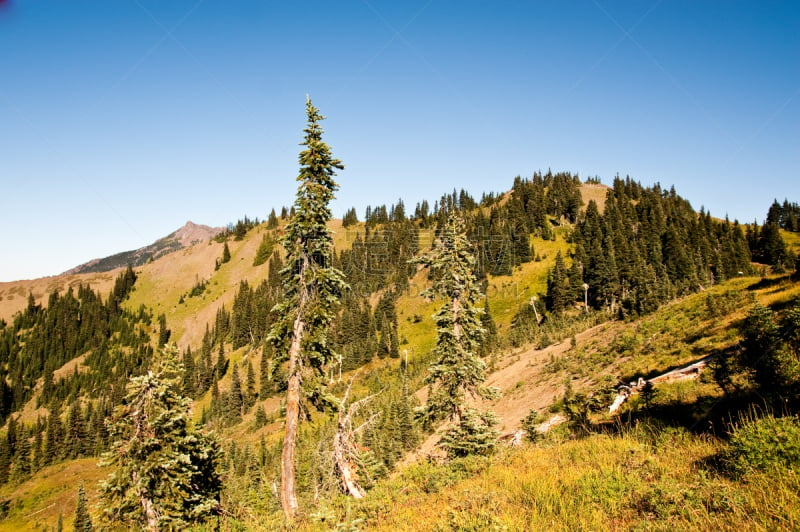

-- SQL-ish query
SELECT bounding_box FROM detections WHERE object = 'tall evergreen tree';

[228,364,244,418]
[413,213,497,457]
[758,222,788,267]
[546,251,568,314]
[157,313,170,347]
[215,242,232,270]
[259,342,272,399]
[479,298,498,355]
[267,97,349,520]
[245,361,257,409]
[74,482,93,532]
[32,430,43,471]
[222,242,231,263]
[267,208,279,229]
[0,439,10,485]
[45,404,64,465]
[10,425,30,482]
[65,399,86,459]
[216,343,228,380]
[5,415,16,457]
[253,232,276,267]
[182,346,195,397]
[342,206,359,228]
[99,345,221,531]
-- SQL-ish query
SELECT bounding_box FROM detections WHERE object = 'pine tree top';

[416,213,482,305]
[285,97,344,248]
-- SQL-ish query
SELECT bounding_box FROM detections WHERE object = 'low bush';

[725,412,800,476]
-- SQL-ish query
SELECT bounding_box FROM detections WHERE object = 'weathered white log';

[535,414,566,433]
[333,376,381,499]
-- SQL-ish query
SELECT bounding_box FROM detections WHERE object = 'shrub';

[403,461,463,494]
[447,490,508,531]
[520,409,541,443]
[440,409,499,458]
[725,413,800,476]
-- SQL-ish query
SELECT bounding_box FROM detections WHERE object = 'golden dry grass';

[782,229,800,253]
[579,183,610,212]
[124,225,275,349]
[347,427,800,532]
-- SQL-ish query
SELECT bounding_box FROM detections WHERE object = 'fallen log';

[608,353,717,413]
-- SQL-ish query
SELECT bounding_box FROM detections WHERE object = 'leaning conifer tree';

[414,213,498,457]
[99,345,221,531]
[267,96,348,520]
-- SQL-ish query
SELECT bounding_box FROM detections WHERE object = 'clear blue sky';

[1,0,798,281]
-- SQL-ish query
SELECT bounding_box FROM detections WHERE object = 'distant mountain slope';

[62,221,223,275]
[0,270,121,323]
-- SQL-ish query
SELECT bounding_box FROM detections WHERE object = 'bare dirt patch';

[403,323,610,463]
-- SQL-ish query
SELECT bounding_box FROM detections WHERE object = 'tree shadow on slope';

[591,390,771,441]
[617,342,741,390]
[746,274,793,292]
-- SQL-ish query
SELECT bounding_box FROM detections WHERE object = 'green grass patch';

[485,232,572,331]
[724,411,800,477]
[336,425,800,531]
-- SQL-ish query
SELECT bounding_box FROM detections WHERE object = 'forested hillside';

[0,105,798,530]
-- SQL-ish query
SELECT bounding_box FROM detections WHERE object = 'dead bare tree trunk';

[333,377,381,499]
[281,256,309,521]
[333,426,365,499]
[281,322,303,519]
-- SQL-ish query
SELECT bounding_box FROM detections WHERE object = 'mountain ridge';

[61,220,223,276]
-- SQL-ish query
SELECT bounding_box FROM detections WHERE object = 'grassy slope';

[398,225,573,364]
[783,229,800,248]
[335,218,800,530]
[0,458,105,532]
[0,194,569,530]
[344,427,800,532]
[125,225,272,349]
[579,182,608,211]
